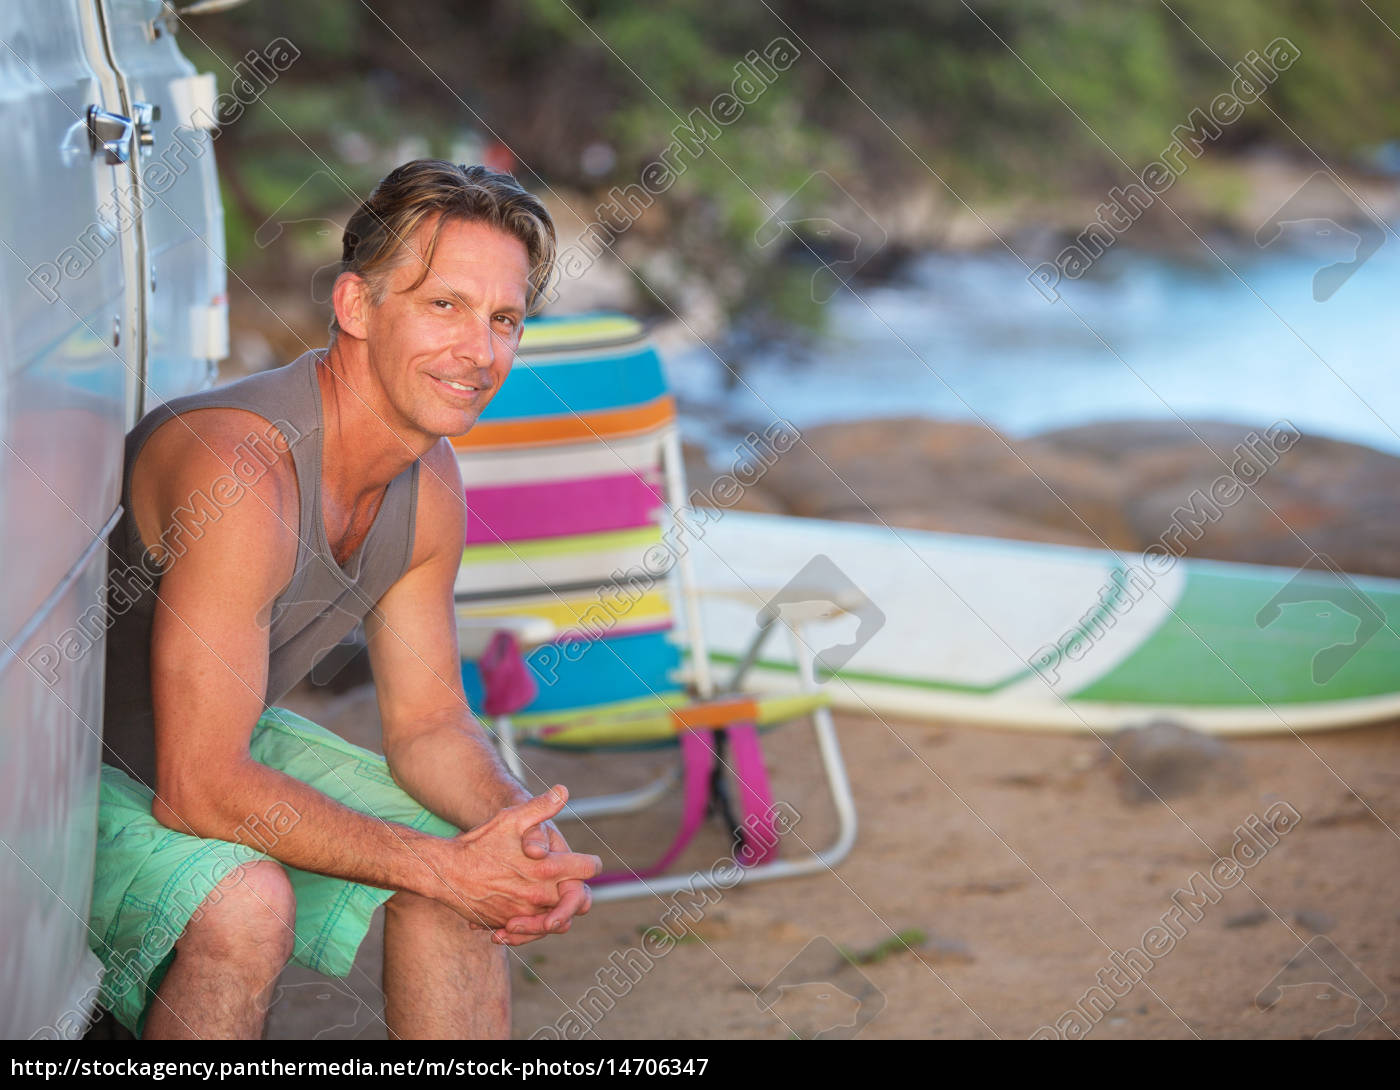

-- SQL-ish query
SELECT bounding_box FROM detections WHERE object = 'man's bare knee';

[179,860,297,968]
[386,889,492,942]
[386,889,463,918]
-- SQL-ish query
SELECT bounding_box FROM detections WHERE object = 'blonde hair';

[329,159,555,338]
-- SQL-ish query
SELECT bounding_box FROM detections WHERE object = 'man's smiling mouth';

[432,375,488,396]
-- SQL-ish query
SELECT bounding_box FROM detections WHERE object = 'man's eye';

[494,315,517,330]
[432,299,453,310]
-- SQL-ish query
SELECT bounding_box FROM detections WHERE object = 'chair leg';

[493,713,685,822]
[561,762,682,821]
[588,621,857,903]
[495,714,526,781]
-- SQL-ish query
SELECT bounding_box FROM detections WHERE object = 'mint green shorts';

[88,707,458,1037]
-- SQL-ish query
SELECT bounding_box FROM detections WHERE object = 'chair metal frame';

[460,408,858,902]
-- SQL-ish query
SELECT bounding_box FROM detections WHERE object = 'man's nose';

[456,308,496,367]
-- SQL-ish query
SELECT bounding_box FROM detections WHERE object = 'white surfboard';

[689,512,1400,735]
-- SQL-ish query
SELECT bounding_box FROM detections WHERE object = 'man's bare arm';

[140,413,594,929]
[367,440,594,941]
[367,440,530,828]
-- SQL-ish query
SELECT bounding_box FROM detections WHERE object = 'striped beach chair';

[452,313,856,901]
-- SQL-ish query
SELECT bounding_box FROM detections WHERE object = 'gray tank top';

[103,348,421,789]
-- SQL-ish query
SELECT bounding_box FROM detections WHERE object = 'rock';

[1070,752,1099,772]
[765,921,809,944]
[683,440,786,514]
[1031,419,1255,463]
[1028,420,1400,578]
[1108,719,1239,804]
[707,414,1400,579]
[913,933,975,965]
[1293,909,1336,934]
[749,417,1136,548]
[755,418,1004,519]
[956,878,1024,896]
[995,771,1050,789]
[1225,909,1270,929]
[1314,790,1376,828]
[845,505,1106,549]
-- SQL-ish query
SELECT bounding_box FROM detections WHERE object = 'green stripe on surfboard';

[1070,568,1400,705]
[703,565,1138,696]
[704,649,1002,694]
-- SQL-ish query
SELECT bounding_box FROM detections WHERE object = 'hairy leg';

[382,891,509,1039]
[143,860,296,1040]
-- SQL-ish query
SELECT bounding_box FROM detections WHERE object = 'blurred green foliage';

[182,0,1400,324]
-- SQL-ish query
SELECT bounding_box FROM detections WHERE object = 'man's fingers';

[503,912,551,936]
[561,851,603,882]
[502,881,589,937]
[492,928,550,947]
[543,882,590,932]
[511,785,570,831]
[533,849,602,885]
[520,822,551,859]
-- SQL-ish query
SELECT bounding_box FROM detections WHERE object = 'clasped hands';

[448,784,601,947]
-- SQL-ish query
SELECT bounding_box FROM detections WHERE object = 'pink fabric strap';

[592,729,716,886]
[590,722,779,886]
[727,723,779,867]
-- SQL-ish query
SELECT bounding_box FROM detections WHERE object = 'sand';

[263,680,1399,1041]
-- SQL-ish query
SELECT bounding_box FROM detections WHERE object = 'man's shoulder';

[133,352,322,505]
[131,401,302,572]
[139,405,298,500]
[136,352,319,457]
[405,438,466,566]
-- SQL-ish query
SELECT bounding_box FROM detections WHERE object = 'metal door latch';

[87,107,133,164]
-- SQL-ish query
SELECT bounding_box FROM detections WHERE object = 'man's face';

[358,215,529,441]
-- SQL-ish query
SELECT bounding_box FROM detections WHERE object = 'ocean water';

[667,231,1400,459]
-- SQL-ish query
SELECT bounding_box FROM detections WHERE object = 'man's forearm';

[383,715,531,832]
[154,760,461,904]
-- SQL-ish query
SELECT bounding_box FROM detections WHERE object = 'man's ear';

[332,271,372,340]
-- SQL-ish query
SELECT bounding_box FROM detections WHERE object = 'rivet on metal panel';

[133,103,160,154]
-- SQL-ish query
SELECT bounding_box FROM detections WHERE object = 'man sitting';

[91,160,599,1039]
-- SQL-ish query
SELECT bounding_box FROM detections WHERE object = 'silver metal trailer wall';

[0,0,227,1038]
